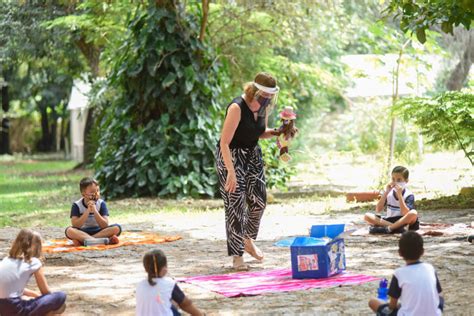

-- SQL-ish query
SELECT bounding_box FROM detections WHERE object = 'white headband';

[253,82,280,94]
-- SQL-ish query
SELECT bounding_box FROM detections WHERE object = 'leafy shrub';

[94,3,221,198]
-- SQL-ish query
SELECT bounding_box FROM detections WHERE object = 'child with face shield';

[364,166,420,234]
[215,72,282,270]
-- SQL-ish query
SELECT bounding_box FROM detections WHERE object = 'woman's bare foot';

[233,256,249,271]
[244,238,264,261]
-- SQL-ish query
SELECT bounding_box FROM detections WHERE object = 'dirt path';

[0,203,472,315]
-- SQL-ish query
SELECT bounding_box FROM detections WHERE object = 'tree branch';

[199,0,209,42]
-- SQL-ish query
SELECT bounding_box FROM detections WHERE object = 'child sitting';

[369,231,444,315]
[0,229,67,315]
[65,177,122,246]
[136,249,204,316]
[364,166,419,234]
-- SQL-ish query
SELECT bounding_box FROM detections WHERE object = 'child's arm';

[90,201,109,228]
[178,297,204,316]
[375,183,392,213]
[71,211,90,228]
[388,296,399,310]
[33,267,51,295]
[172,284,204,316]
[23,288,41,298]
[394,184,410,215]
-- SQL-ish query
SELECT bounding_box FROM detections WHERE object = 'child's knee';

[64,227,76,238]
[364,213,373,222]
[407,209,418,218]
[111,224,122,236]
[368,298,379,311]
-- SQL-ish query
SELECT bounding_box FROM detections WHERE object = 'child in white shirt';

[136,249,204,316]
[369,232,444,315]
[0,229,67,315]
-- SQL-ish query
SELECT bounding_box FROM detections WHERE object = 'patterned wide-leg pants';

[216,145,267,256]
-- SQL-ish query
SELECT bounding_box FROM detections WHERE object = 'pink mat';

[178,268,379,297]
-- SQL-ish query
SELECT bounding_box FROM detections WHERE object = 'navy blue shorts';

[376,297,444,315]
[65,224,122,239]
[376,215,420,231]
[0,291,66,316]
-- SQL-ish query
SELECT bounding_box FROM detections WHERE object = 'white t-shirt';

[136,277,181,316]
[389,262,442,316]
[0,257,42,298]
[386,188,415,218]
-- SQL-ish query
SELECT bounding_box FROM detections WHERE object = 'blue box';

[310,224,345,239]
[290,234,346,279]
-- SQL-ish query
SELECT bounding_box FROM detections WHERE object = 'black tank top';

[222,96,266,149]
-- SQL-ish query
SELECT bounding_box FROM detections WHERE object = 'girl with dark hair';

[136,249,203,316]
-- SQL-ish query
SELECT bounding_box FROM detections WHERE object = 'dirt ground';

[0,202,472,316]
[1,151,472,315]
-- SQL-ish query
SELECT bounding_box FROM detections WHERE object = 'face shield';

[253,82,279,117]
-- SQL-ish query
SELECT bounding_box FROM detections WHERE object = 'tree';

[0,2,83,152]
[94,0,222,197]
[385,0,473,44]
[393,89,474,166]
[46,0,132,163]
[385,0,474,91]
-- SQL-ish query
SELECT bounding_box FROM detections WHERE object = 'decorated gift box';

[290,224,346,279]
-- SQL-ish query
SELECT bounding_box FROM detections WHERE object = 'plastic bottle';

[377,278,388,301]
[84,238,109,246]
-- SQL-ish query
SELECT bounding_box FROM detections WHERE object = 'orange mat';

[43,232,182,253]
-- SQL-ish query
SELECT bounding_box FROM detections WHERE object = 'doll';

[276,106,298,162]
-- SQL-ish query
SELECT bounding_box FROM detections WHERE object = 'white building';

[67,80,91,163]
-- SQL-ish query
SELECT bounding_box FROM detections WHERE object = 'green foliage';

[206,2,355,189]
[259,139,294,190]
[94,2,221,198]
[299,99,422,164]
[0,2,84,152]
[393,90,474,165]
[385,0,474,43]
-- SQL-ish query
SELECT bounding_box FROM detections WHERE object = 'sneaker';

[391,226,407,234]
[468,235,474,243]
[369,226,390,234]
[109,235,120,245]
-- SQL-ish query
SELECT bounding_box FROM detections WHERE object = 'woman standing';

[216,72,281,270]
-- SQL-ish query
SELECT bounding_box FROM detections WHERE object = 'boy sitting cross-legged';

[368,231,444,315]
[364,166,419,234]
[65,177,121,246]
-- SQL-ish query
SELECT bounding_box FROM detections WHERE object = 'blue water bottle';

[377,278,388,301]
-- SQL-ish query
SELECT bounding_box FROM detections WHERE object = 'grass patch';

[0,158,222,228]
[0,160,86,227]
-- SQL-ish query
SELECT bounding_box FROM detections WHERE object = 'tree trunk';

[1,69,11,154]
[83,107,95,163]
[199,0,209,42]
[38,105,52,152]
[387,40,410,176]
[446,30,473,91]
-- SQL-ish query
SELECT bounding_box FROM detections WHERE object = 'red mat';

[178,268,379,297]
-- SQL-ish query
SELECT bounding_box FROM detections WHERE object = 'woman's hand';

[225,171,237,193]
